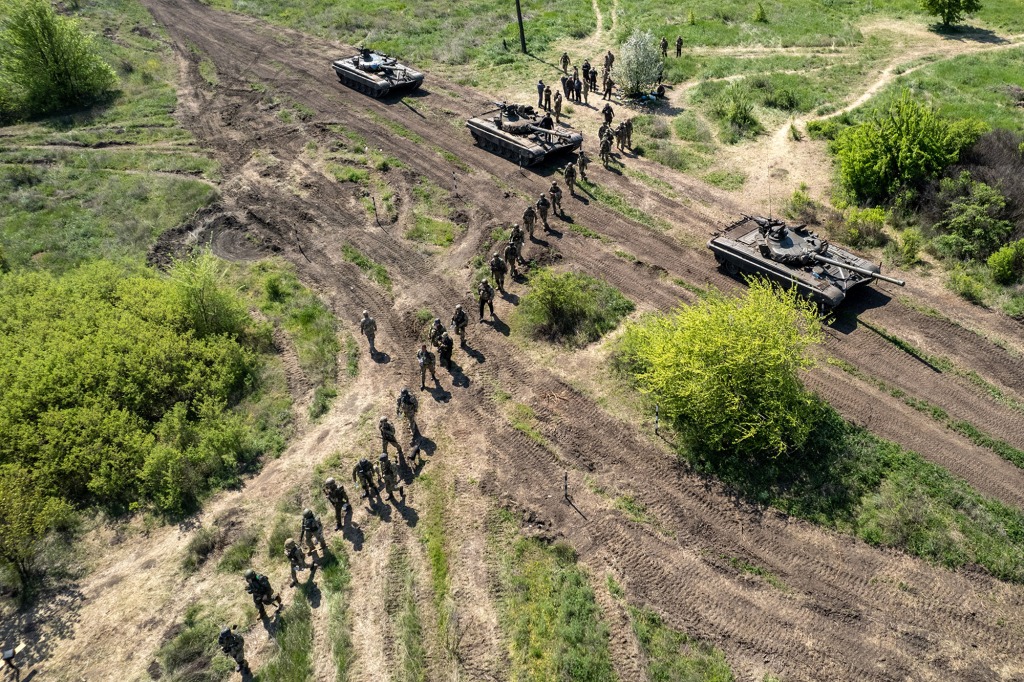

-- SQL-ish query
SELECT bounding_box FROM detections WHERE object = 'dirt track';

[34,1,1024,680]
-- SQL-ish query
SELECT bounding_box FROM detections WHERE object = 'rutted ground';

[24,1,1024,680]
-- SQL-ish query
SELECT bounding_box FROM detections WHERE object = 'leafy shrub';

[806,116,849,141]
[832,91,986,204]
[946,268,988,305]
[1004,295,1024,320]
[157,603,236,682]
[932,172,1014,260]
[0,0,117,119]
[888,228,923,266]
[711,87,763,143]
[838,207,889,248]
[515,270,634,346]
[618,280,823,460]
[752,2,769,23]
[987,239,1024,284]
[617,29,664,98]
[217,529,260,572]
[921,0,981,27]
[182,526,220,575]
[784,184,819,223]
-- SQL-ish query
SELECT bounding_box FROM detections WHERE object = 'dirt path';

[25,2,1024,681]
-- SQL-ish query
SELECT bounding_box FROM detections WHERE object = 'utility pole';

[515,0,527,53]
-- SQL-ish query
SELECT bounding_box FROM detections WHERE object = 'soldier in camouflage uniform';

[283,537,310,586]
[563,162,577,196]
[450,304,469,346]
[299,508,326,554]
[323,477,350,530]
[549,181,563,217]
[438,331,454,369]
[396,388,419,442]
[417,343,437,390]
[624,117,634,148]
[536,194,551,231]
[376,452,404,502]
[489,251,508,292]
[509,223,526,263]
[614,122,626,151]
[660,36,668,58]
[522,205,537,239]
[676,35,683,57]
[360,310,377,356]
[478,279,495,320]
[428,318,446,348]
[379,416,403,458]
[602,102,614,124]
[543,84,552,110]
[244,569,282,619]
[503,240,518,278]
[553,91,563,124]
[219,627,250,675]
[598,121,609,143]
[577,150,589,181]
[352,456,377,498]
[600,135,613,166]
[560,51,570,73]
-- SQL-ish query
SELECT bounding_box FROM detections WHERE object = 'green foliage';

[920,0,982,26]
[752,2,769,23]
[945,267,989,305]
[839,206,889,248]
[340,244,392,292]
[158,603,234,682]
[0,0,117,120]
[708,86,763,143]
[784,184,819,223]
[389,550,428,682]
[0,260,272,517]
[987,239,1024,284]
[0,466,73,587]
[182,526,220,575]
[932,173,1013,260]
[619,280,823,459]
[703,170,746,190]
[833,91,986,204]
[320,538,355,680]
[255,598,314,682]
[629,606,735,681]
[1004,294,1024,319]
[885,228,923,266]
[173,252,250,339]
[217,529,260,572]
[407,215,456,246]
[515,270,634,346]
[618,29,664,98]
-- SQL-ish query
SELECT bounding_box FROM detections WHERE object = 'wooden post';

[515,0,527,53]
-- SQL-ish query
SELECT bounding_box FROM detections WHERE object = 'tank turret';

[466,101,583,166]
[707,215,904,308]
[331,49,424,98]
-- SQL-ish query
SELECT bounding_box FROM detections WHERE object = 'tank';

[331,48,424,98]
[466,102,583,166]
[707,214,905,308]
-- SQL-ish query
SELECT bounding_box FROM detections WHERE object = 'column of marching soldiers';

[218,39,684,676]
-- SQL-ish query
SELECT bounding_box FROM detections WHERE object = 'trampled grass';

[629,606,735,682]
[321,538,355,680]
[255,597,314,682]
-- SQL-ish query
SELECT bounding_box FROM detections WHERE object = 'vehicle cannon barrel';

[810,253,905,286]
[526,125,576,140]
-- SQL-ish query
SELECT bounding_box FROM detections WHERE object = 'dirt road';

[33,1,1024,680]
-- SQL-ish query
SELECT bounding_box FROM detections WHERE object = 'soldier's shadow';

[427,384,452,403]
[376,503,393,523]
[489,316,511,336]
[372,351,391,365]
[260,609,282,636]
[464,344,485,363]
[449,361,470,388]
[393,498,419,528]
[342,515,365,551]
[299,579,322,609]
[545,227,564,239]
[499,291,520,305]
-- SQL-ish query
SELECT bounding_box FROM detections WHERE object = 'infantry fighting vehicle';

[466,102,583,166]
[331,48,424,98]
[708,215,904,308]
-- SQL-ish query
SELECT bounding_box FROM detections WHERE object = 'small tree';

[616,29,664,98]
[0,0,117,118]
[920,0,982,27]
[618,279,823,459]
[0,465,72,590]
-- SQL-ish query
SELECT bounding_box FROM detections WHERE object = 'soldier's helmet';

[360,456,369,466]
[303,508,313,519]
[379,415,387,423]
[244,568,255,580]
[220,626,231,640]
[362,310,369,317]
[285,538,296,548]
[325,477,336,487]
[492,252,499,258]
[379,452,387,460]
[514,223,520,229]
[442,331,450,340]
[480,279,487,285]
[434,318,441,325]
[455,304,462,310]
[539,194,545,199]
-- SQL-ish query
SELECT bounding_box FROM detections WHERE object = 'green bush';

[839,207,888,248]
[709,86,763,143]
[932,173,1014,261]
[921,0,982,27]
[832,91,986,204]
[0,0,117,119]
[987,240,1024,284]
[887,228,923,267]
[514,270,634,346]
[618,279,823,459]
[1003,295,1024,319]
[946,268,988,305]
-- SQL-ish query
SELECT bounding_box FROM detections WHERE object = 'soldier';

[577,150,590,182]
[559,73,569,99]
[600,135,613,166]
[604,74,616,99]
[614,122,625,151]
[598,121,609,142]
[564,162,577,196]
[536,193,551,231]
[676,35,683,57]
[560,51,570,73]
[323,477,350,530]
[602,102,614,124]
[543,84,552,111]
[581,59,591,83]
[549,181,563,218]
[510,223,526,263]
[489,251,508,291]
[604,49,615,71]
[582,75,589,104]
[536,79,545,108]
[450,304,469,346]
[359,310,377,356]
[553,91,562,124]
[660,36,668,58]
[244,569,282,619]
[396,387,420,443]
[438,331,454,369]
[522,204,537,239]
[574,78,582,103]
[283,538,309,586]
[379,415,404,458]
[590,67,598,90]
[503,240,518,277]
[299,508,326,554]
[417,343,437,390]
[352,456,377,498]
[219,627,250,675]
[428,317,446,348]
[376,452,404,502]
[624,117,634,148]
[478,279,495,321]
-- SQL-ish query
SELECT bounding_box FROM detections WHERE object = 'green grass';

[417,473,462,658]
[217,529,260,572]
[614,495,656,525]
[388,549,428,682]
[628,606,735,682]
[198,59,219,87]
[578,179,670,231]
[181,526,220,575]
[408,178,458,246]
[157,603,236,681]
[407,214,457,246]
[514,269,635,346]
[509,403,546,446]
[340,244,393,293]
[255,597,314,682]
[726,557,786,591]
[321,538,355,681]
[703,170,747,190]
[490,510,616,682]
[328,163,370,184]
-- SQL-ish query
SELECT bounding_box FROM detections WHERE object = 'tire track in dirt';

[117,3,1024,681]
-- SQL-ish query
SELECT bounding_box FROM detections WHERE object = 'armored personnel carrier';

[331,48,424,98]
[466,102,583,166]
[708,214,904,308]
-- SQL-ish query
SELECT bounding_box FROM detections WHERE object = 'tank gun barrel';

[810,253,905,286]
[526,125,575,140]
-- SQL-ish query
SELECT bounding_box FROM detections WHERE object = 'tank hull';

[708,218,884,308]
[466,115,583,166]
[331,52,424,98]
